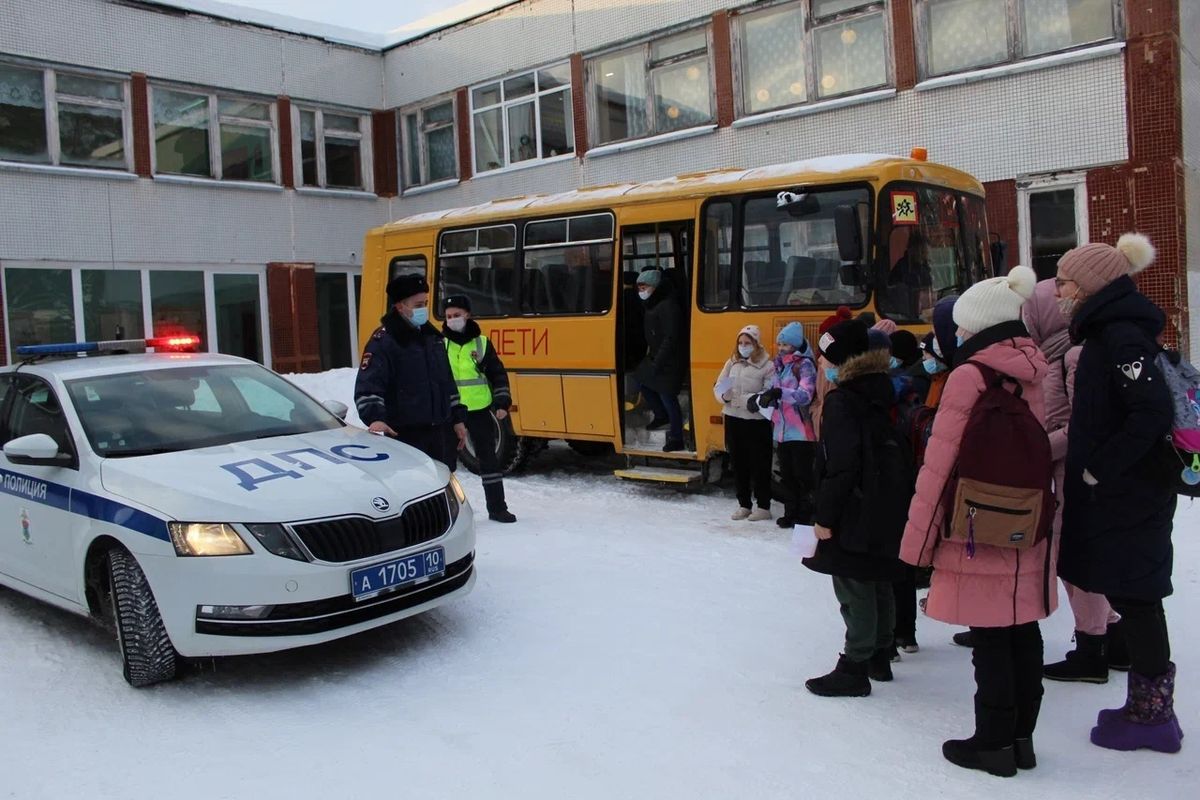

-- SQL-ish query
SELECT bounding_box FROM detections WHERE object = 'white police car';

[0,337,475,686]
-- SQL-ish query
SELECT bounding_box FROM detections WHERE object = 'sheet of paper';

[791,525,818,558]
[759,403,775,422]
[714,376,734,397]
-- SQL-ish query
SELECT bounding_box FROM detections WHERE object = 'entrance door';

[1019,176,1088,282]
[617,221,694,455]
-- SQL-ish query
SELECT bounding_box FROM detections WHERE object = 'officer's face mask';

[409,306,429,327]
[447,316,468,333]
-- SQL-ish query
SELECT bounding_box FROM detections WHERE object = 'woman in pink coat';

[900,266,1053,778]
[1021,279,1126,683]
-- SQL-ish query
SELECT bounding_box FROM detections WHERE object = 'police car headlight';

[449,474,467,505]
[245,524,309,562]
[168,523,252,557]
[446,479,464,522]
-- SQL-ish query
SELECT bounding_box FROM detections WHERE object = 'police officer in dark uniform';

[355,274,466,467]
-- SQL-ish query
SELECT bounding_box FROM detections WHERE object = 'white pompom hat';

[952,265,1038,335]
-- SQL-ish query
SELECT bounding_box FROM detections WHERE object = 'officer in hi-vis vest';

[442,295,516,523]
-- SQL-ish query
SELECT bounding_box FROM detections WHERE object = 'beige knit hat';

[1057,233,1155,295]
[952,265,1037,335]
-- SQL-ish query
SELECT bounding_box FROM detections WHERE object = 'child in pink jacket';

[900,266,1053,778]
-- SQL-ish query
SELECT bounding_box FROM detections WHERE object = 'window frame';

[519,212,616,317]
[399,94,459,190]
[0,58,133,172]
[291,105,374,192]
[586,24,716,147]
[731,0,893,118]
[1017,172,1089,277]
[147,83,280,183]
[697,182,875,313]
[469,63,575,175]
[435,223,519,318]
[914,0,1124,80]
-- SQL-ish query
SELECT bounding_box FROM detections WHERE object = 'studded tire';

[107,547,177,688]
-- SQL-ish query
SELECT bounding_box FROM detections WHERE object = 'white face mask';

[1057,296,1078,320]
[447,317,468,332]
[737,344,755,359]
[638,289,652,301]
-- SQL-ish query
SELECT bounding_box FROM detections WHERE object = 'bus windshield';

[876,186,991,323]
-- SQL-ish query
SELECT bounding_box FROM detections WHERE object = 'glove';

[747,394,760,413]
[758,387,783,407]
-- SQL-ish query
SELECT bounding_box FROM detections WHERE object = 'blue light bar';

[16,338,149,357]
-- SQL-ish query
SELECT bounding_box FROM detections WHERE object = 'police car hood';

[99,427,449,522]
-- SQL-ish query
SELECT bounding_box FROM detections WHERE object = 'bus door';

[617,220,694,456]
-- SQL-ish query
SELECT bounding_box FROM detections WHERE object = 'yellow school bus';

[359,151,994,483]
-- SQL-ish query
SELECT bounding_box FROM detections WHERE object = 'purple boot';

[1091,663,1183,753]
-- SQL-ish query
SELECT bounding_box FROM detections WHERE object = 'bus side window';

[700,201,733,309]
[437,225,517,317]
[522,214,614,316]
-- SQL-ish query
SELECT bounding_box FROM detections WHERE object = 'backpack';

[1155,349,1200,497]
[941,362,1054,556]
[897,399,937,471]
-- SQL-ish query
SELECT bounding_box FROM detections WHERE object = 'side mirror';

[834,205,863,264]
[322,400,349,421]
[4,433,67,465]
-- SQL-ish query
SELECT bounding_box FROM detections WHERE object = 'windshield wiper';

[103,446,184,458]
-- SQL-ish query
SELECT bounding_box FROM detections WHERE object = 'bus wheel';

[460,413,531,476]
[566,440,613,458]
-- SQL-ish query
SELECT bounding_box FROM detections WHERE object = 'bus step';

[613,466,703,486]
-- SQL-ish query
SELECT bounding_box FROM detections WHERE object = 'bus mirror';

[834,205,863,263]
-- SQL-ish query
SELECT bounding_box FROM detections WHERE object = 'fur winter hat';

[819,319,870,366]
[777,321,809,352]
[737,324,762,346]
[1057,233,1155,296]
[636,269,662,288]
[386,273,429,304]
[818,305,853,337]
[953,266,1038,335]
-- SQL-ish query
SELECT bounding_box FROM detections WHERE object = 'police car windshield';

[64,364,342,457]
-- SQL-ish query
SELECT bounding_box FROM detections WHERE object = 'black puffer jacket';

[634,283,687,394]
[354,310,466,429]
[1059,276,1176,601]
[804,349,910,582]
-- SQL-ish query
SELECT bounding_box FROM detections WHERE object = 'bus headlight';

[168,523,252,557]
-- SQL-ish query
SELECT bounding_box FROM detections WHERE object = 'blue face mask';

[923,358,944,375]
[410,307,429,327]
[889,356,901,370]
[824,366,840,384]
[955,334,964,347]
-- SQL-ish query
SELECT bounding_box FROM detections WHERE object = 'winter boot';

[731,507,752,521]
[483,480,513,523]
[662,438,686,452]
[488,510,517,523]
[943,704,1018,778]
[1091,663,1183,753]
[868,648,894,682]
[775,515,794,529]
[894,635,919,654]
[1106,621,1131,672]
[1014,696,1043,770]
[1044,632,1108,683]
[952,630,977,648]
[747,508,772,522]
[805,654,871,697]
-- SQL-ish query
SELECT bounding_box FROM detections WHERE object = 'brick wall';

[267,263,322,373]
[130,73,152,178]
[278,96,294,189]
[982,179,1017,273]
[711,10,734,127]
[570,53,588,157]
[890,0,918,91]
[372,109,399,196]
[455,87,472,181]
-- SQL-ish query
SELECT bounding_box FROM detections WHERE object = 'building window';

[3,268,75,354]
[82,269,144,340]
[316,272,356,370]
[400,97,457,189]
[590,28,712,146]
[0,62,130,170]
[1018,175,1088,282]
[296,107,370,190]
[213,274,263,362]
[150,270,208,350]
[471,63,574,174]
[919,0,1119,78]
[151,87,276,182]
[736,1,889,117]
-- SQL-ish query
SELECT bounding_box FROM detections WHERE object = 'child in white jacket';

[714,324,775,520]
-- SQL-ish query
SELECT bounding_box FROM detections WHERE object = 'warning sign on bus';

[891,191,918,225]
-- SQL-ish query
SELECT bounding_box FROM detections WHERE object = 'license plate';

[350,547,445,601]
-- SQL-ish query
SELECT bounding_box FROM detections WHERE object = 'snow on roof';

[144,0,520,50]
[386,153,905,230]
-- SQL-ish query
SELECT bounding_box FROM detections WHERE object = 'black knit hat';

[890,330,921,366]
[818,319,870,366]
[443,294,472,313]
[386,273,429,304]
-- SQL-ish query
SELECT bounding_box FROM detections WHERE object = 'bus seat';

[523,268,550,312]
[787,255,818,290]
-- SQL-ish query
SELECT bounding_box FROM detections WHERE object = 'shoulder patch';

[360,352,372,370]
[371,326,385,340]
[1118,357,1145,382]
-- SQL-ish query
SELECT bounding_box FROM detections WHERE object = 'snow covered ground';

[1,371,1196,798]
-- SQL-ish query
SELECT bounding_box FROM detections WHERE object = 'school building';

[1,0,1196,367]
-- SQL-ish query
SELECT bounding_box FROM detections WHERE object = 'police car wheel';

[107,548,177,688]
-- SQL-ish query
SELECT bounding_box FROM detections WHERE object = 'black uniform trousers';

[395,424,454,470]
[724,415,772,510]
[465,409,509,514]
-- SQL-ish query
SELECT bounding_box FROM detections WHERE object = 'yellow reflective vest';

[445,334,492,411]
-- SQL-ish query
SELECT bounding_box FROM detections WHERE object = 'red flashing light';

[147,335,201,351]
